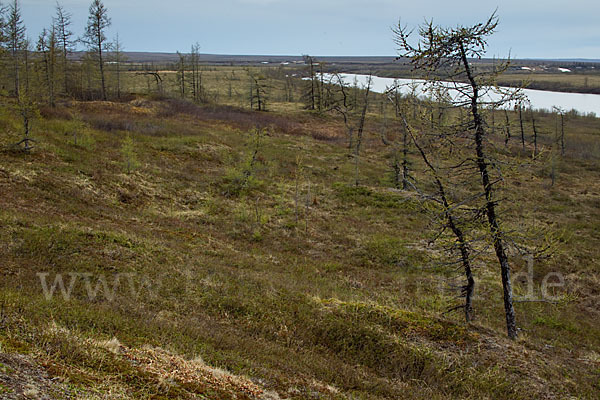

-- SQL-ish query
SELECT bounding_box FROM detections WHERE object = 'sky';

[17,0,600,59]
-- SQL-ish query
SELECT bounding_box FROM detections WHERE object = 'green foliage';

[222,164,262,196]
[221,128,266,196]
[68,117,95,149]
[333,182,416,209]
[120,133,140,173]
[0,383,12,395]
[532,316,578,333]
[360,234,425,268]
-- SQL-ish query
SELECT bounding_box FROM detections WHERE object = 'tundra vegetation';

[0,2,599,399]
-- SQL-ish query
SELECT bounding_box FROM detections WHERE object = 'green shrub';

[333,182,416,209]
[121,134,141,174]
[360,234,425,268]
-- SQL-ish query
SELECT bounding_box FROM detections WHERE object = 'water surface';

[327,73,600,116]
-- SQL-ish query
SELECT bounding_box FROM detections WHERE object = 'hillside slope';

[0,99,599,399]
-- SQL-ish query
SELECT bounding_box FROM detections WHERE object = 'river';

[324,73,600,117]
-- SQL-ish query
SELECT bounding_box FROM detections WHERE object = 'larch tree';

[54,2,73,95]
[353,75,372,186]
[111,33,125,99]
[384,80,478,321]
[518,103,526,150]
[5,0,25,97]
[82,0,111,101]
[403,115,476,322]
[330,73,354,150]
[0,3,6,51]
[503,109,511,146]
[37,26,58,107]
[554,107,566,156]
[302,55,319,111]
[176,51,186,98]
[14,93,39,152]
[329,72,372,184]
[530,108,539,158]
[189,43,202,103]
[384,81,415,190]
[247,68,268,111]
[394,12,523,338]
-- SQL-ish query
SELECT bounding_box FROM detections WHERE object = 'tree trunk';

[402,125,409,190]
[460,43,517,339]
[14,50,20,98]
[353,77,371,186]
[62,41,69,94]
[309,59,315,110]
[519,106,525,151]
[504,110,511,146]
[404,116,475,322]
[560,113,565,156]
[23,46,30,96]
[531,109,538,158]
[98,37,106,100]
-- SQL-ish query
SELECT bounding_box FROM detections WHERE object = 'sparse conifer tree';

[82,0,111,100]
[302,55,319,111]
[14,93,39,152]
[5,0,25,97]
[111,33,125,99]
[189,43,202,102]
[37,26,58,107]
[121,134,139,174]
[54,2,73,95]
[176,51,186,98]
[394,12,524,338]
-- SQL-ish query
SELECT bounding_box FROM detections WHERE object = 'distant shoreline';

[67,51,600,96]
[68,51,600,65]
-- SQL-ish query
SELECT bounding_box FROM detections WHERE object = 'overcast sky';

[18,0,600,59]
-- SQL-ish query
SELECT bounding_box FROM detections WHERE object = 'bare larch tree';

[82,0,111,101]
[394,12,522,338]
[5,0,26,97]
[54,2,73,95]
